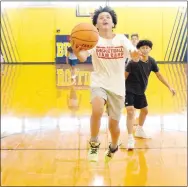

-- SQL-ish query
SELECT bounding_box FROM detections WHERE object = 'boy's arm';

[151,58,175,96]
[125,62,132,79]
[155,72,176,95]
[123,35,141,62]
[125,71,130,80]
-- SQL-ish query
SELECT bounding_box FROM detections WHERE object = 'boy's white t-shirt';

[88,34,135,97]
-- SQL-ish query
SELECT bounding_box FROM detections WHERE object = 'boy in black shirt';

[125,40,176,150]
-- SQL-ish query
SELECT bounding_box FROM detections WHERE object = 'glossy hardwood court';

[1,64,187,186]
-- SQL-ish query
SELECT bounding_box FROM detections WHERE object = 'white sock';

[128,134,134,139]
[137,125,142,130]
[90,137,98,143]
[110,144,118,151]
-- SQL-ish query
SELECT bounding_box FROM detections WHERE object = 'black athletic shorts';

[125,92,148,109]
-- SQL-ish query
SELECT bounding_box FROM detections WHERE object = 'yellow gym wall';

[1,6,187,117]
[1,7,183,62]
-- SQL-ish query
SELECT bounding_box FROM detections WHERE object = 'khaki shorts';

[91,87,125,121]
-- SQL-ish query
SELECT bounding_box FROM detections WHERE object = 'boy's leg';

[138,107,148,127]
[70,59,78,79]
[88,87,107,162]
[125,92,136,150]
[134,94,151,138]
[105,91,124,160]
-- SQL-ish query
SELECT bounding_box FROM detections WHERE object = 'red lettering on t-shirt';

[96,46,124,59]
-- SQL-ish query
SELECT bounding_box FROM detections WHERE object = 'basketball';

[70,23,99,50]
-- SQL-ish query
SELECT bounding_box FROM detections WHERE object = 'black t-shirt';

[125,56,159,95]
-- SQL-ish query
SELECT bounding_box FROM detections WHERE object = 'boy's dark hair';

[131,33,139,38]
[67,46,73,53]
[92,6,117,28]
[136,40,153,49]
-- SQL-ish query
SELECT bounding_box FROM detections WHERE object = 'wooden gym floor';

[1,64,187,186]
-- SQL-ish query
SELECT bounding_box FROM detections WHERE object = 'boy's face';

[96,12,114,31]
[139,45,151,56]
[131,36,139,47]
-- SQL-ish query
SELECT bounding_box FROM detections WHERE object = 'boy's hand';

[71,40,84,55]
[130,50,142,62]
[71,40,89,62]
[169,87,176,96]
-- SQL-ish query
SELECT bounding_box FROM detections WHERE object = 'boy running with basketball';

[72,6,141,162]
[125,40,176,150]
[66,46,78,83]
